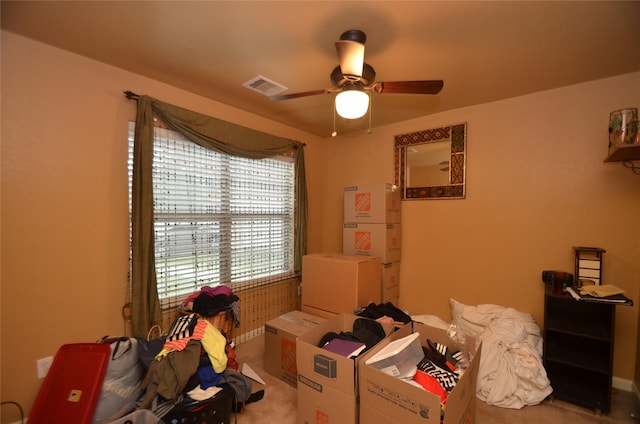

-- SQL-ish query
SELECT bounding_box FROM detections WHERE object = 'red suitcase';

[29,343,111,424]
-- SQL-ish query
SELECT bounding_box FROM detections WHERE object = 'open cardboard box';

[264,310,327,387]
[296,313,397,424]
[358,322,482,424]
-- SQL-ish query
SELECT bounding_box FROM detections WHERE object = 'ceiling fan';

[270,29,444,125]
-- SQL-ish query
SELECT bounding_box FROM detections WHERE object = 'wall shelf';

[604,144,640,162]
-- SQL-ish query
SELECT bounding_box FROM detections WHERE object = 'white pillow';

[449,298,487,337]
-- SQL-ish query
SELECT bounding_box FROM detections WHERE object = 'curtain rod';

[124,90,139,100]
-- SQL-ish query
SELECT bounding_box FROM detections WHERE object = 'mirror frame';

[394,123,467,200]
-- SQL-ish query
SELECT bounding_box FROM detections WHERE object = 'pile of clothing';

[449,298,552,409]
[134,286,263,419]
[411,339,465,407]
[357,302,412,324]
[137,313,231,410]
[182,285,240,329]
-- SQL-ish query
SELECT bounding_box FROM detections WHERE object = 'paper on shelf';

[579,284,626,298]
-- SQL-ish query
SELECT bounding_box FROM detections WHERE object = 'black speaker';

[542,270,574,287]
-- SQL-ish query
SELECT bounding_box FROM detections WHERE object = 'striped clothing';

[163,319,207,352]
[155,320,228,373]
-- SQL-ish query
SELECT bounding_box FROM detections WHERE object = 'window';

[128,122,296,308]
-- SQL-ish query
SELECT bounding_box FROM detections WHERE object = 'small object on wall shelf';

[573,246,604,286]
[605,108,640,162]
[603,143,640,162]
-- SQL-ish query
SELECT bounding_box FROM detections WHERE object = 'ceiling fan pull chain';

[332,101,338,137]
[368,96,373,134]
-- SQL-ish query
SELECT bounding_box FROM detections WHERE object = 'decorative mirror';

[394,123,467,200]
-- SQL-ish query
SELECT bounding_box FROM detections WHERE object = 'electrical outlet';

[36,356,53,379]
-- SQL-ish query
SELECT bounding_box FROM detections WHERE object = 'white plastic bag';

[92,337,144,424]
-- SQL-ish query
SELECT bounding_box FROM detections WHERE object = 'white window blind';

[128,122,296,308]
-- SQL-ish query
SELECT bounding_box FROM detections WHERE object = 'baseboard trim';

[632,381,640,411]
[613,376,634,392]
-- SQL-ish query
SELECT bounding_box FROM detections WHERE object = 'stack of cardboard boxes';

[342,184,402,305]
[262,184,480,423]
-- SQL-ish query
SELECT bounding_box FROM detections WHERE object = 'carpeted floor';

[233,334,639,424]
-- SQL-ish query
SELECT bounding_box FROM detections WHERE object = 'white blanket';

[450,298,552,409]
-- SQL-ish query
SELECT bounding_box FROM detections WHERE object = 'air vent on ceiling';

[243,75,287,97]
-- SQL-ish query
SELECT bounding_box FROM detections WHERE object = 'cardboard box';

[381,262,400,304]
[301,304,337,319]
[344,184,401,224]
[359,323,482,424]
[264,311,327,387]
[382,261,400,289]
[343,223,402,263]
[302,253,381,316]
[382,284,400,305]
[296,313,395,424]
[297,382,357,424]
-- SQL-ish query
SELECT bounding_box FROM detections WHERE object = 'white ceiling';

[2,1,639,138]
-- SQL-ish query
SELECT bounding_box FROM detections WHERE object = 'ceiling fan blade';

[335,40,365,80]
[269,89,331,101]
[372,80,444,95]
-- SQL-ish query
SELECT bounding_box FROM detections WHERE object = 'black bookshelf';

[543,289,617,414]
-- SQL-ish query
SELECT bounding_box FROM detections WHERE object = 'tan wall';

[636,289,640,398]
[318,73,640,383]
[2,29,639,422]
[0,31,324,421]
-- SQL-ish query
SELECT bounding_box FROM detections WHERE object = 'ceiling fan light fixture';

[335,88,369,119]
[335,40,365,80]
[269,29,444,132]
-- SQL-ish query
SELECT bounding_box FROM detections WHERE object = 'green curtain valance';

[129,93,308,338]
